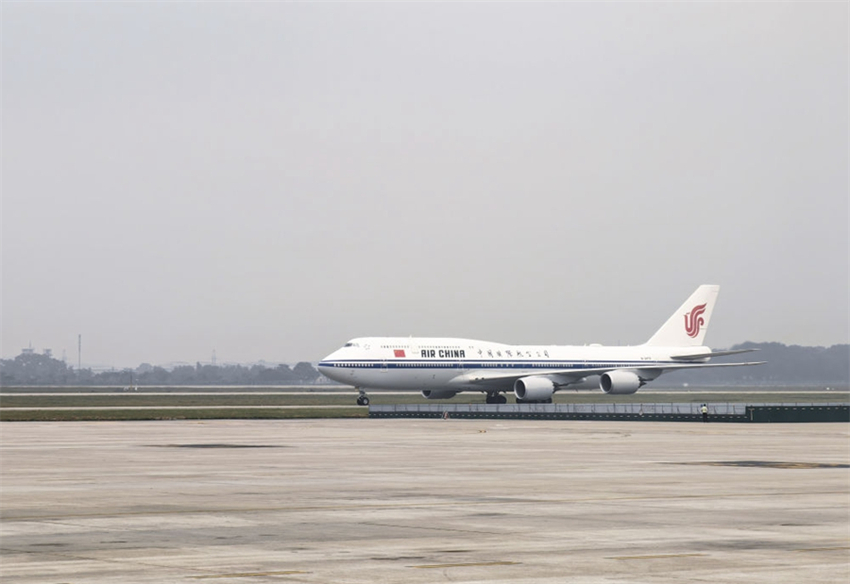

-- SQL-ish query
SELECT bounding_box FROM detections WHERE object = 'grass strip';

[0,408,368,422]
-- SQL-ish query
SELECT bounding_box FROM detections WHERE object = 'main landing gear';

[485,392,508,404]
[356,388,370,407]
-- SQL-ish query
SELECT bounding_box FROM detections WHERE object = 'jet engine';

[421,390,459,400]
[513,376,555,401]
[599,371,642,395]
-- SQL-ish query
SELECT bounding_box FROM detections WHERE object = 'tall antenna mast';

[78,334,81,370]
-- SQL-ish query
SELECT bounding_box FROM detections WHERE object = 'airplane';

[317,285,764,406]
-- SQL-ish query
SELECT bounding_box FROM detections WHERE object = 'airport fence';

[369,403,849,423]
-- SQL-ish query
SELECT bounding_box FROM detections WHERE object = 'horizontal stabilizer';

[670,348,760,361]
[672,360,766,368]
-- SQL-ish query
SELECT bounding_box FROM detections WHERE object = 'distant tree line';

[0,342,847,387]
[0,352,321,386]
[654,342,849,387]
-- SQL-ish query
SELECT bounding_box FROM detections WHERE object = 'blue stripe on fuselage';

[317,360,671,370]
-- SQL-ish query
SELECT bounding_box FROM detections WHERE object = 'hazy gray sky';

[3,3,848,367]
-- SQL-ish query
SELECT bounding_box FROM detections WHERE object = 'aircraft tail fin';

[644,285,720,347]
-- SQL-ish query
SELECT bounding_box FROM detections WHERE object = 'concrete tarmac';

[1,420,848,583]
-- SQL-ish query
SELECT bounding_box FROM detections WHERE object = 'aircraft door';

[458,346,471,375]
[410,342,420,382]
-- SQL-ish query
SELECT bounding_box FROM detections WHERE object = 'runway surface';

[2,419,848,583]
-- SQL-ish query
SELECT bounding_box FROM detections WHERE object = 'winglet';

[644,285,720,347]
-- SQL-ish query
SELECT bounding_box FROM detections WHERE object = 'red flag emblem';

[394,349,406,358]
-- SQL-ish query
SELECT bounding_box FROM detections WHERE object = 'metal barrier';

[369,403,849,423]
[747,405,849,423]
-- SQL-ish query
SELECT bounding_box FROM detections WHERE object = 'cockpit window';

[344,342,359,348]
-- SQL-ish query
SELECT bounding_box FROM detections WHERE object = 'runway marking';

[608,553,708,560]
[675,461,850,469]
[0,547,214,574]
[793,546,850,553]
[410,561,519,569]
[360,521,497,535]
[5,490,847,522]
[189,571,308,579]
[149,444,283,449]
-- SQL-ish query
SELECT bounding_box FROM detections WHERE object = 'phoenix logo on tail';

[684,303,707,338]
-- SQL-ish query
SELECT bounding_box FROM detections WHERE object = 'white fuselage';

[317,337,707,392]
[317,286,761,402]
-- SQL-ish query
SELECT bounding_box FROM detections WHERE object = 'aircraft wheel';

[356,396,364,406]
[497,395,507,404]
[360,396,370,406]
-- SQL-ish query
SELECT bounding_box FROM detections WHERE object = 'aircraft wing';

[450,361,766,390]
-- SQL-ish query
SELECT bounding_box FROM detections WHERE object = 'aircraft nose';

[317,350,342,381]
